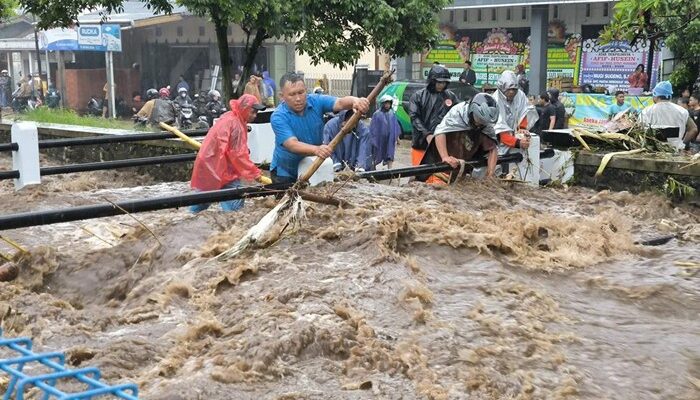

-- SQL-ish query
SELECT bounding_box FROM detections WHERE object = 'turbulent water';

[0,152,699,399]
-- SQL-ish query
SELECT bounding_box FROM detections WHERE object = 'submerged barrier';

[1,123,207,189]
[0,328,139,399]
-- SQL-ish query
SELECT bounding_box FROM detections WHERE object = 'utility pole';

[32,14,44,99]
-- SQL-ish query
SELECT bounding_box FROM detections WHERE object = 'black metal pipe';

[357,152,526,181]
[0,142,19,152]
[0,150,557,230]
[0,153,197,181]
[0,183,294,231]
[0,129,209,152]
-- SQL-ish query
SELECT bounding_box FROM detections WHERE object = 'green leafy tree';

[1,0,18,21]
[601,0,699,91]
[19,0,449,101]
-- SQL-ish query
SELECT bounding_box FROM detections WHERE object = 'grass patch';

[19,108,138,130]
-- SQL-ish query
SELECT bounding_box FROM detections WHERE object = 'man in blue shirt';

[609,91,630,119]
[270,72,370,182]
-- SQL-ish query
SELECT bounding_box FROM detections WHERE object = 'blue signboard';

[40,25,122,52]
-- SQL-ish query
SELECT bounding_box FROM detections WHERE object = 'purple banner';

[579,40,660,91]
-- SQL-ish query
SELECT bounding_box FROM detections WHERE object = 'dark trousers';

[270,169,296,184]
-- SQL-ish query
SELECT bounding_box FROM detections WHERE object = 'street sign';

[101,25,122,52]
[43,25,122,52]
[77,26,102,50]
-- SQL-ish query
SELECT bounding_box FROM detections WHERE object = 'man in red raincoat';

[190,93,271,212]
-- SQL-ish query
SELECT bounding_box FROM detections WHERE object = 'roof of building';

[77,1,190,26]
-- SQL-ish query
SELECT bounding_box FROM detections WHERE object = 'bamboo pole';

[297,69,394,186]
[159,122,203,150]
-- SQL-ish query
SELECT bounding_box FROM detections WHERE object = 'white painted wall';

[294,48,390,79]
[440,3,613,34]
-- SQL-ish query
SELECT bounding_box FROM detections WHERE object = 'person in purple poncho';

[369,94,402,169]
[322,109,372,171]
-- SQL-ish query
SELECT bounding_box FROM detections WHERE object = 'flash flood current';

[0,152,698,399]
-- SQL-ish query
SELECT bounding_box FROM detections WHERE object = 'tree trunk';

[646,37,655,92]
[212,12,234,102]
[235,29,268,97]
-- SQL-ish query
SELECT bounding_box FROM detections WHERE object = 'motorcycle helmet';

[146,88,158,100]
[379,94,393,104]
[468,93,499,126]
[427,65,452,84]
[312,86,324,94]
[208,90,221,100]
[159,87,170,98]
[178,87,188,95]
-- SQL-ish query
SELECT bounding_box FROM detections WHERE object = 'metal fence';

[304,73,353,97]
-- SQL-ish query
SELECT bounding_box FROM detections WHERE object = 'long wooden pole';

[297,69,394,185]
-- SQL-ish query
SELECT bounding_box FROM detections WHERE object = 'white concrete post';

[297,156,334,186]
[11,122,41,191]
[517,133,540,186]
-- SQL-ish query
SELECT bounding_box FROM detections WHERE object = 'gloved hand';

[257,175,272,185]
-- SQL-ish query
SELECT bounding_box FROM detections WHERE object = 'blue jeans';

[190,180,244,213]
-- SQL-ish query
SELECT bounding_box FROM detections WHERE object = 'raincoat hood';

[228,94,260,125]
[497,70,518,94]
[435,101,498,142]
[191,93,261,191]
[493,71,534,133]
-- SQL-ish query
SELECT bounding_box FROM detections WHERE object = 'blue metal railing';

[0,328,139,399]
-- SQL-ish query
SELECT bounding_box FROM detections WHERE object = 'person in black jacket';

[459,61,476,86]
[547,88,567,129]
[409,65,458,165]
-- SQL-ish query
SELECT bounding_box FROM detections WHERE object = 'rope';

[450,160,467,186]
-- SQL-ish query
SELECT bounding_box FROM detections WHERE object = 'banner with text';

[578,40,659,91]
[562,93,654,130]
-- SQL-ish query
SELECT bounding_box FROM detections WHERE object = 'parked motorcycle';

[177,103,209,130]
[86,96,103,117]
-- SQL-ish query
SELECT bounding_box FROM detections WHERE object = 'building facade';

[396,1,632,96]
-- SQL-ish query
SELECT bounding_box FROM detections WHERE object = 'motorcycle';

[132,114,149,128]
[86,96,103,117]
[206,101,227,127]
[11,96,37,113]
[177,103,209,130]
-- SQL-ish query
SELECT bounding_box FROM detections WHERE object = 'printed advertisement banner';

[469,28,523,86]
[41,25,122,52]
[543,38,582,84]
[562,93,654,130]
[578,40,659,91]
[471,54,521,86]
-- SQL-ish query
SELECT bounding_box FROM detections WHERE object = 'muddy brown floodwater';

[0,151,699,399]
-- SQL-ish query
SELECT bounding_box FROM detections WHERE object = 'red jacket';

[190,94,260,190]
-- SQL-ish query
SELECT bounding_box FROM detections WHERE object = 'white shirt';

[640,101,689,139]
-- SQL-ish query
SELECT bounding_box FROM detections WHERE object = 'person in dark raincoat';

[419,93,500,182]
[369,94,401,169]
[322,110,371,171]
[408,64,458,166]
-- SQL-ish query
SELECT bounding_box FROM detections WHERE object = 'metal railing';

[0,328,139,399]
